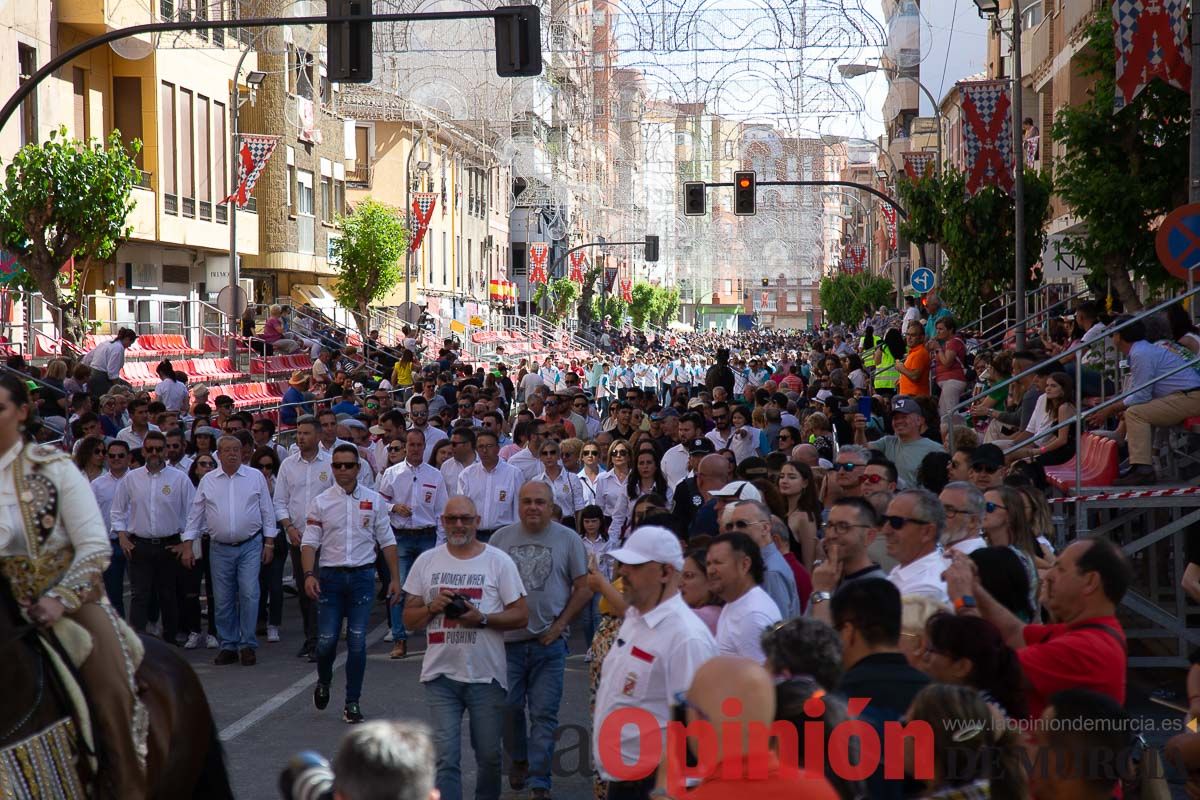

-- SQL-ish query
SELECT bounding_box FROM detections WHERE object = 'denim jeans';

[102,539,126,618]
[504,638,567,791]
[578,594,601,651]
[388,531,436,640]
[209,536,264,651]
[425,675,505,800]
[316,565,375,704]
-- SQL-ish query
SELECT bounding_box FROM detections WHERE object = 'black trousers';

[606,776,656,800]
[179,537,218,635]
[259,539,288,626]
[290,543,319,647]
[128,535,181,641]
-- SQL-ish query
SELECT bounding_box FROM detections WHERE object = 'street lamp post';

[226,50,265,363]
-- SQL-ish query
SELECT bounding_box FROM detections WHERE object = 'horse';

[0,575,235,799]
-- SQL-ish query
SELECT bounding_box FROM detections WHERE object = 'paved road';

[183,592,597,800]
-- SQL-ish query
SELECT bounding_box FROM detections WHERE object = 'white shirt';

[184,465,275,544]
[887,548,951,604]
[660,443,690,491]
[593,593,719,781]
[377,460,448,530]
[154,378,189,413]
[457,460,523,531]
[82,339,127,379]
[403,544,526,688]
[506,447,543,482]
[593,470,630,526]
[289,438,373,489]
[715,585,782,663]
[949,535,987,556]
[116,424,161,450]
[91,471,127,538]
[727,425,762,463]
[903,305,920,326]
[110,464,195,538]
[274,449,334,527]
[533,467,587,519]
[705,428,733,452]
[302,482,395,568]
[441,455,478,497]
[578,469,601,506]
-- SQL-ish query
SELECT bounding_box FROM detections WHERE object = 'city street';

[184,594,595,799]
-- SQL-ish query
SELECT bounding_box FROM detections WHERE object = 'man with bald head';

[490,482,591,797]
[688,453,734,539]
[674,656,839,798]
[791,443,819,467]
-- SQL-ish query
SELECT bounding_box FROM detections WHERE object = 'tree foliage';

[819,272,897,326]
[897,166,1053,319]
[629,281,681,328]
[1051,18,1189,310]
[532,276,580,324]
[329,199,408,334]
[591,293,628,325]
[0,127,141,345]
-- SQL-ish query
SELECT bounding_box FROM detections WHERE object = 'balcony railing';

[134,169,152,189]
[216,204,228,224]
[1030,15,1052,77]
[1063,0,1101,41]
[347,163,371,186]
[164,192,177,215]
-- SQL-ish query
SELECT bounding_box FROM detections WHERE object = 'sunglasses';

[884,515,930,529]
[985,501,1006,513]
[196,461,217,469]
[331,462,359,470]
[107,451,128,459]
[142,447,164,454]
[833,462,863,472]
[92,448,105,455]
[611,450,629,457]
[972,463,1002,474]
[541,450,559,456]
[583,449,600,456]
[863,473,887,485]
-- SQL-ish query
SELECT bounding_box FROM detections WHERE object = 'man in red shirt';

[944,536,1130,718]
[666,656,839,799]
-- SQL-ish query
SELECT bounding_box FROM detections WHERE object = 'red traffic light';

[738,177,751,189]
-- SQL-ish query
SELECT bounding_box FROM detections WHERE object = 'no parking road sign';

[910,267,937,294]
[1156,203,1200,282]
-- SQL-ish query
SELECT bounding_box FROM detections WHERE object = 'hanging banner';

[902,152,935,181]
[529,242,549,284]
[568,251,587,283]
[620,279,633,303]
[222,134,280,208]
[880,205,898,249]
[843,244,867,273]
[603,267,619,292]
[409,193,438,252]
[1114,0,1191,112]
[960,80,1014,195]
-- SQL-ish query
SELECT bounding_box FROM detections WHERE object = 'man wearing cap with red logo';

[593,525,718,800]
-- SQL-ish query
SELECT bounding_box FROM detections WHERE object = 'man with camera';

[402,496,528,800]
[302,444,400,724]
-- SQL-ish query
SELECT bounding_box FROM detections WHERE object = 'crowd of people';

[5,290,1200,800]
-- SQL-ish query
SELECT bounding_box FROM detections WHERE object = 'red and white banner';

[409,193,438,252]
[902,152,935,181]
[604,267,618,292]
[529,242,549,284]
[620,279,633,303]
[843,244,867,273]
[223,134,280,208]
[880,205,898,249]
[568,251,587,283]
[1114,0,1191,111]
[960,80,1014,195]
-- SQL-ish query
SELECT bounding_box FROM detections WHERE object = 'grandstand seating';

[250,353,314,376]
[121,358,244,388]
[1044,433,1119,492]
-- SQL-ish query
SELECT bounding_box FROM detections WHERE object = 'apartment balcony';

[58,0,154,35]
[347,163,372,187]
[1063,0,1102,42]
[1030,15,1053,86]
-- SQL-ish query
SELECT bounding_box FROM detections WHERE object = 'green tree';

[898,166,1053,318]
[532,276,580,324]
[653,287,680,327]
[819,272,897,326]
[1052,19,1188,310]
[0,127,141,346]
[591,293,627,325]
[628,281,657,328]
[329,199,409,334]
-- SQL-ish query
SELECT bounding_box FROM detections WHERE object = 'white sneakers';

[384,630,394,642]
[206,634,219,649]
[184,632,204,650]
[267,626,281,643]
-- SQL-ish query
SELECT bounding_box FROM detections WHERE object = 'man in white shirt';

[377,429,449,659]
[661,413,702,491]
[538,356,562,392]
[163,428,192,474]
[704,401,735,452]
[303,444,400,724]
[440,426,478,497]
[110,430,195,643]
[93,439,131,617]
[402,495,528,800]
[275,415,334,659]
[83,327,136,398]
[457,430,522,543]
[722,500,800,619]
[116,397,161,452]
[507,419,549,482]
[706,532,782,663]
[407,395,448,462]
[592,526,718,797]
[940,482,988,555]
[183,434,276,665]
[882,489,950,604]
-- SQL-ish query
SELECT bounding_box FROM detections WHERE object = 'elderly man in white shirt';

[882,488,950,604]
[377,428,448,659]
[183,434,276,665]
[457,429,522,543]
[302,443,400,724]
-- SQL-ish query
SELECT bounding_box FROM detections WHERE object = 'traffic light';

[644,234,659,262]
[683,181,706,216]
[494,5,543,77]
[327,0,373,83]
[734,170,756,215]
[761,277,769,287]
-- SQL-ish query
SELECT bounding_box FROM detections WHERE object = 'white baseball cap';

[607,525,684,570]
[708,480,764,502]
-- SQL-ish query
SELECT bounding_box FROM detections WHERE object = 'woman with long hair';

[982,486,1043,615]
[774,676,866,800]
[390,347,416,392]
[680,548,722,635]
[534,438,586,530]
[188,424,219,458]
[74,434,108,481]
[576,505,611,659]
[1009,372,1077,467]
[1169,301,1200,354]
[182,454,220,651]
[577,439,605,506]
[593,439,632,539]
[968,546,1035,622]
[921,612,1029,720]
[428,438,453,469]
[252,446,285,643]
[778,460,820,568]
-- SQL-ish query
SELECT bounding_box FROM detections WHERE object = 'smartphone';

[857,396,873,423]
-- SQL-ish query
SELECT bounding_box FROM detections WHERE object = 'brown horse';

[0,577,235,799]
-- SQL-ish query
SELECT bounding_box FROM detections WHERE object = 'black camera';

[279,751,333,800]
[443,593,471,619]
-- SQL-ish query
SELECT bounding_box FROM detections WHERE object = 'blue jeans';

[578,594,600,651]
[425,676,505,800]
[388,531,437,640]
[103,539,126,618]
[208,536,263,651]
[316,565,375,704]
[504,638,567,791]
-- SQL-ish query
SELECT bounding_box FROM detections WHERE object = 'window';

[454,235,460,288]
[286,146,295,211]
[440,231,446,283]
[291,46,314,100]
[18,45,37,147]
[160,82,177,213]
[334,179,345,217]
[197,95,211,219]
[321,175,332,223]
[163,264,190,284]
[113,77,144,171]
[211,0,224,46]
[180,89,194,216]
[160,0,173,19]
[72,68,89,142]
[214,101,227,222]
[296,169,314,254]
[193,0,208,39]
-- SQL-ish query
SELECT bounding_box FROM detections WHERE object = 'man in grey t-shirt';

[856,395,944,487]
[489,481,591,797]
